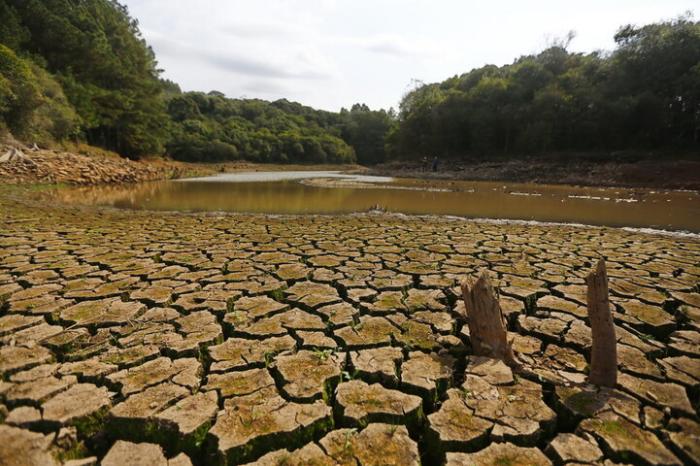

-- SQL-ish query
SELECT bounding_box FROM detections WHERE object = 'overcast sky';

[122,0,696,112]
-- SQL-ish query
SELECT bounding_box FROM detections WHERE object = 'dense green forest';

[0,0,698,164]
[0,0,391,163]
[391,16,700,158]
[166,95,393,164]
[0,0,168,156]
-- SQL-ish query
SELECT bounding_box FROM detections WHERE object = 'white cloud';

[144,26,335,82]
[222,21,303,40]
[335,34,441,59]
[241,79,291,97]
[123,0,697,111]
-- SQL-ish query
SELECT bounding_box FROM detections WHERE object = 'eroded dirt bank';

[0,143,202,185]
[0,141,362,186]
[0,191,698,465]
[367,156,700,190]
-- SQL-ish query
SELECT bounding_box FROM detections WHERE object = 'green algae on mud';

[0,190,699,465]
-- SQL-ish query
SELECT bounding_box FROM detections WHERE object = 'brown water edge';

[48,175,700,232]
[366,157,700,190]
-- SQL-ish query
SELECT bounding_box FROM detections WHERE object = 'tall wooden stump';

[461,270,518,367]
[586,259,617,387]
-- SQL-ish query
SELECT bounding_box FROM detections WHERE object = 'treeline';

[390,16,700,158]
[166,94,393,165]
[0,0,168,157]
[1,0,698,164]
[0,0,393,164]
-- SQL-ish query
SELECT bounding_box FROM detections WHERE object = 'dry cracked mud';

[0,189,699,465]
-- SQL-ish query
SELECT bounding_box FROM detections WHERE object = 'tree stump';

[461,270,518,367]
[0,148,29,163]
[586,259,617,387]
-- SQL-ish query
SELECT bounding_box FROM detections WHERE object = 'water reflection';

[50,173,700,232]
[179,171,393,184]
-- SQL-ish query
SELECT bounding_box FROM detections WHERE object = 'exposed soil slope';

[368,156,700,190]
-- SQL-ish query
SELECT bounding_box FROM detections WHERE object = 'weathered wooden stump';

[461,270,518,367]
[0,147,29,163]
[586,259,617,387]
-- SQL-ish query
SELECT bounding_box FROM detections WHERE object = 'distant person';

[432,156,439,172]
[421,156,428,171]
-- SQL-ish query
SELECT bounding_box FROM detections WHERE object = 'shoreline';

[5,184,697,238]
[5,184,700,242]
[3,140,699,190]
[0,140,363,186]
[364,157,700,191]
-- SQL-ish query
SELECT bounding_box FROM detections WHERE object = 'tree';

[0,44,41,135]
[338,104,396,164]
[1,0,168,157]
[388,16,700,159]
[0,44,79,143]
[610,14,700,147]
[165,92,357,164]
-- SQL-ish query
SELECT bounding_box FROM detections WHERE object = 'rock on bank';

[0,142,187,185]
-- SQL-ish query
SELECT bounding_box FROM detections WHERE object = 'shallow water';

[180,171,393,183]
[51,171,700,232]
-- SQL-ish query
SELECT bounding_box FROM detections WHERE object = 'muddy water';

[51,171,700,232]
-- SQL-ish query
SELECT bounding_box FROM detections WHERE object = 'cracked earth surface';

[0,192,699,466]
